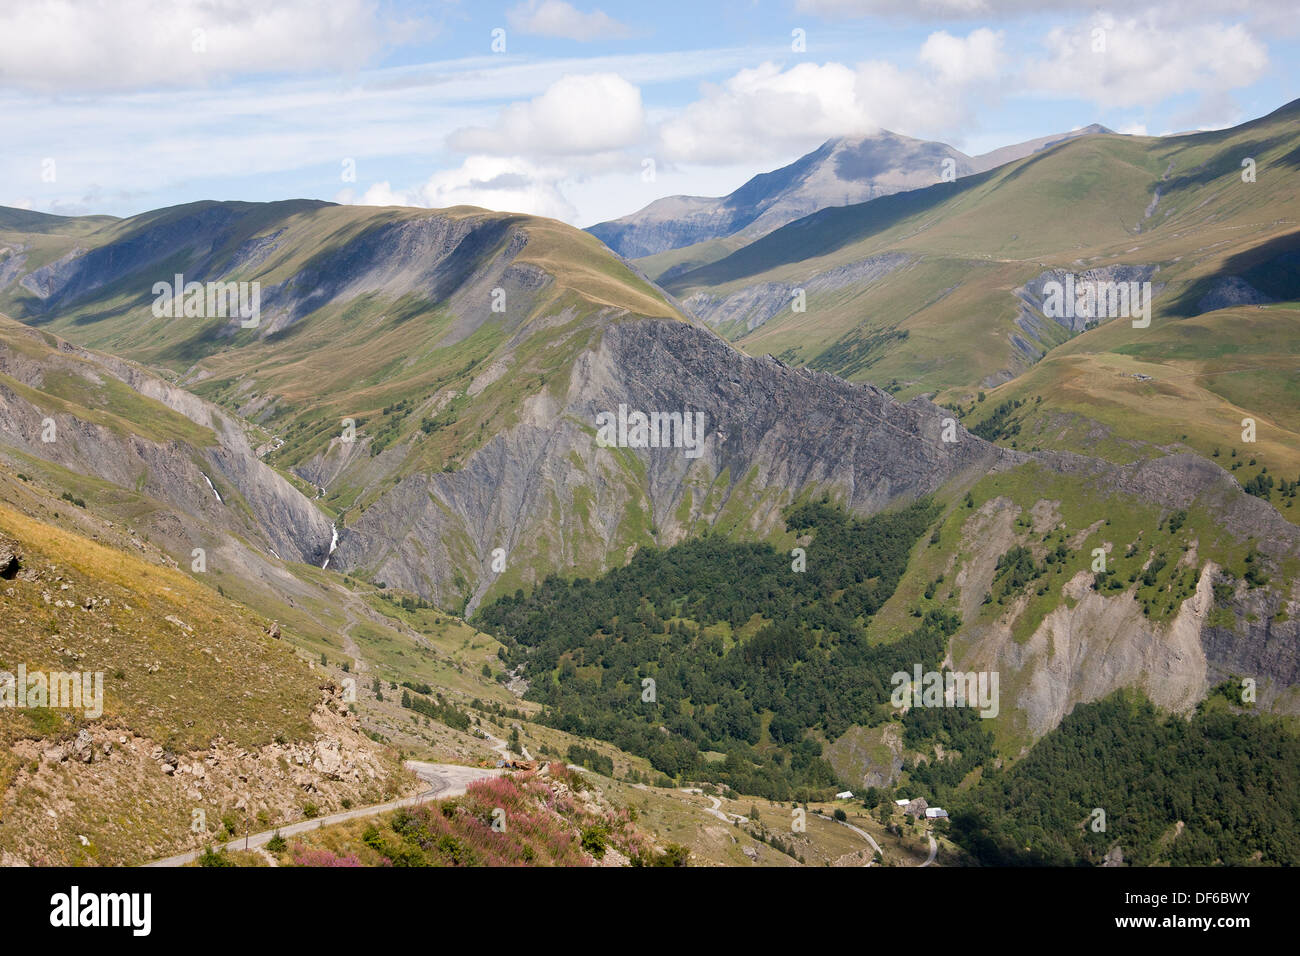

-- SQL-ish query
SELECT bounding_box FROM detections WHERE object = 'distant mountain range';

[588,125,1112,260]
[660,99,1300,405]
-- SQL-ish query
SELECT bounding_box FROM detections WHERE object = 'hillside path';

[815,811,882,866]
[144,761,502,866]
[921,833,937,866]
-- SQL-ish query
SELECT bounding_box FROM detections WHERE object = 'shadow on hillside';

[1165,230,1300,317]
[667,168,997,290]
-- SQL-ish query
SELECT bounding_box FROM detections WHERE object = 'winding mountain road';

[679,787,749,824]
[144,761,502,867]
[815,812,882,866]
[922,833,937,866]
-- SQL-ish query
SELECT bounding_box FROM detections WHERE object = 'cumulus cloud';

[794,0,1294,20]
[0,0,413,92]
[920,28,1004,85]
[796,0,1087,18]
[656,29,1006,163]
[650,7,1269,165]
[449,73,646,156]
[345,155,578,222]
[1026,13,1267,108]
[657,62,869,164]
[506,1,630,41]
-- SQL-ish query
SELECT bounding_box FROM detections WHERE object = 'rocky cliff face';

[943,451,1300,746]
[325,318,1018,613]
[1012,265,1162,348]
[681,253,912,336]
[0,320,332,564]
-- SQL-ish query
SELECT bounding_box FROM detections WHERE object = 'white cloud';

[449,73,646,156]
[656,29,1006,164]
[1026,13,1267,108]
[0,46,757,218]
[796,0,1082,18]
[657,62,877,164]
[506,1,630,41]
[0,0,412,92]
[795,0,1296,20]
[2,0,1290,226]
[919,28,1004,86]
[345,156,579,222]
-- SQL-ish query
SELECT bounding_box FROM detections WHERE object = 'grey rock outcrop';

[327,319,1018,613]
[681,252,911,335]
[1015,264,1162,335]
[0,320,332,565]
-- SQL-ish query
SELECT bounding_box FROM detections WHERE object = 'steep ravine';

[321,319,1019,612]
[0,320,333,564]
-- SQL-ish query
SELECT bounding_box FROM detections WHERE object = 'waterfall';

[322,523,339,569]
[200,472,223,504]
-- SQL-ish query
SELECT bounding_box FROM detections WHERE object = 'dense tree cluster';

[901,705,996,804]
[401,688,471,731]
[951,692,1300,865]
[968,399,1024,441]
[475,499,955,799]
[566,744,615,776]
[475,496,1300,855]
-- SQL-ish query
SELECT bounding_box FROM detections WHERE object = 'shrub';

[581,823,610,859]
[566,744,614,777]
[197,846,235,867]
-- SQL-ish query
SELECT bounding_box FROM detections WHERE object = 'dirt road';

[144,761,502,867]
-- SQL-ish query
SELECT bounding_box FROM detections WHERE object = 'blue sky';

[2,0,1296,227]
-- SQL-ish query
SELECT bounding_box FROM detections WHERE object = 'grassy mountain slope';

[470,456,1300,862]
[0,501,408,865]
[0,201,685,515]
[666,100,1300,405]
[594,125,1108,261]
[954,303,1300,508]
[0,313,537,782]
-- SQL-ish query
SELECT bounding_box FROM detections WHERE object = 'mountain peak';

[588,124,1110,259]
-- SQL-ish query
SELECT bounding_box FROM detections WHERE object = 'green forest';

[476,496,1300,863]
[951,691,1300,865]
[475,497,955,799]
